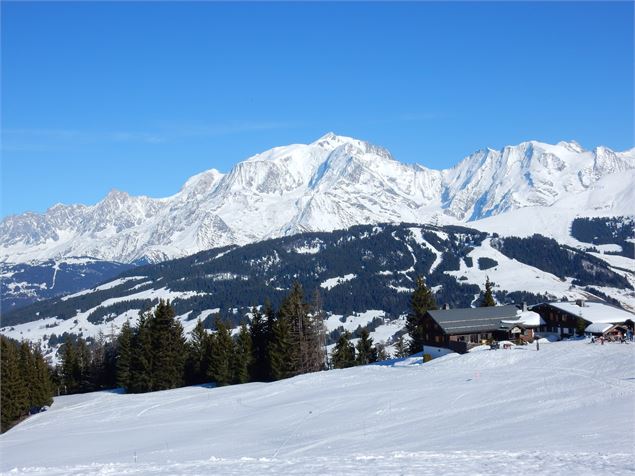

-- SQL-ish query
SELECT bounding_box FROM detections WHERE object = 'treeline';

[57,331,118,394]
[493,234,631,289]
[1,336,54,432]
[54,284,339,396]
[331,328,408,368]
[4,223,488,328]
[570,216,634,258]
[54,282,403,398]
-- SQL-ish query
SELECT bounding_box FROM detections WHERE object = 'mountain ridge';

[2,133,633,264]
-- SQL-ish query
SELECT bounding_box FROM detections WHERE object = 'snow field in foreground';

[1,340,633,475]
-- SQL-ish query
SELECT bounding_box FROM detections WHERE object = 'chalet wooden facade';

[421,305,536,354]
[531,300,635,339]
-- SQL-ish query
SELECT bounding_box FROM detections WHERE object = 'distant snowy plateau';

[1,340,633,475]
[2,133,634,265]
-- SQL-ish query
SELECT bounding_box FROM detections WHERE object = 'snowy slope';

[1,340,633,475]
[0,258,135,310]
[470,170,635,246]
[2,134,633,265]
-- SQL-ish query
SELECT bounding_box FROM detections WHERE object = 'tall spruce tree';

[116,320,133,390]
[394,335,410,358]
[249,306,270,382]
[31,346,53,408]
[18,342,37,408]
[268,307,296,380]
[332,331,356,369]
[355,328,376,365]
[1,337,52,433]
[60,337,79,393]
[308,288,327,372]
[209,318,234,386]
[130,311,153,393]
[263,299,276,378]
[1,337,28,432]
[185,319,212,385]
[149,300,183,390]
[75,338,93,392]
[88,332,107,390]
[405,276,438,354]
[233,323,253,384]
[277,282,307,375]
[480,276,496,307]
[375,342,389,362]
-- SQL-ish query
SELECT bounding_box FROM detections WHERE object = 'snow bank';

[1,340,633,475]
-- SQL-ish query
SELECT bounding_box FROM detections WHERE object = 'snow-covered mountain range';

[2,133,634,265]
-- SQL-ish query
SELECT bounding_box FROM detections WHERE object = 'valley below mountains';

[2,222,633,361]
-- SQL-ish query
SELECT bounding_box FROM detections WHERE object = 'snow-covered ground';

[1,340,633,475]
[319,273,357,290]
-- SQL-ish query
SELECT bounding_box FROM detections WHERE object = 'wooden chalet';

[584,322,628,339]
[422,304,540,354]
[531,300,635,339]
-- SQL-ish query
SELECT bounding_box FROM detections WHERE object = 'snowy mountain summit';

[2,133,634,264]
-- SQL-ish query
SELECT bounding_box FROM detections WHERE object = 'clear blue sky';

[2,1,633,217]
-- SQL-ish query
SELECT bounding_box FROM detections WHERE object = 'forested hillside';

[2,223,632,362]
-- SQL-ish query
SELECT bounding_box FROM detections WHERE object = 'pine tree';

[209,318,234,386]
[149,300,175,390]
[263,299,276,379]
[75,337,93,392]
[249,306,270,381]
[101,339,118,389]
[405,276,437,354]
[149,300,186,390]
[307,288,327,372]
[355,328,375,365]
[18,341,53,410]
[277,282,307,374]
[480,276,496,307]
[186,319,211,385]
[1,337,28,432]
[18,341,37,408]
[394,335,410,358]
[375,342,390,362]
[130,311,153,393]
[116,320,133,390]
[332,331,356,369]
[89,331,107,390]
[268,309,295,380]
[233,323,252,384]
[60,337,79,393]
[31,346,53,408]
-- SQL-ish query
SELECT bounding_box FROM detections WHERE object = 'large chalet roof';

[540,301,635,324]
[427,305,521,335]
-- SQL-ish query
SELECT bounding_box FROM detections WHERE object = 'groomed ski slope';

[1,340,634,475]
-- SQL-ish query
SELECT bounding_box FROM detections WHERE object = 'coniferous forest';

[1,336,54,432]
[1,282,400,433]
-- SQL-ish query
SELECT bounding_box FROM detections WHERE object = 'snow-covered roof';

[427,305,520,334]
[584,322,614,334]
[546,302,635,324]
[501,310,544,327]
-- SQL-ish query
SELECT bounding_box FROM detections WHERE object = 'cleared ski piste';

[1,340,634,475]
